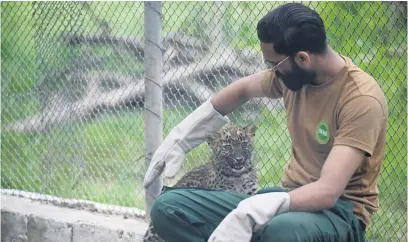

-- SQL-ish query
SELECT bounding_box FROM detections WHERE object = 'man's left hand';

[208,192,291,242]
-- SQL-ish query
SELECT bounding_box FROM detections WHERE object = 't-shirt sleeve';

[260,69,284,99]
[334,95,387,156]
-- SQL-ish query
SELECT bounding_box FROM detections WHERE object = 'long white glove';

[208,192,291,242]
[144,99,229,190]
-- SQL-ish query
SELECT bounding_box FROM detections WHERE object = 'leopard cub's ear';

[244,124,257,137]
[207,132,221,145]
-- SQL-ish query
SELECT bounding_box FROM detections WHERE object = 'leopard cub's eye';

[241,141,248,147]
[222,144,233,151]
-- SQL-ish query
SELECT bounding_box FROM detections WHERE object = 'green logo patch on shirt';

[316,120,330,144]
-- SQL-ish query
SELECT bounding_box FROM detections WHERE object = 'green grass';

[1,1,406,241]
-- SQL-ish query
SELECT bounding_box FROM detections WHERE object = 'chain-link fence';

[1,1,406,241]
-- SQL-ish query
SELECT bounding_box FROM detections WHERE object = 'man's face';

[260,42,316,91]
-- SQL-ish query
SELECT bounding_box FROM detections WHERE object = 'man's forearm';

[288,180,338,212]
[211,80,252,116]
[211,71,269,116]
[288,145,364,212]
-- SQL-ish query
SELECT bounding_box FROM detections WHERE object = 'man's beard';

[275,59,317,91]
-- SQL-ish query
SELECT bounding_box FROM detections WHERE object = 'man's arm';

[145,70,276,189]
[211,70,275,115]
[288,145,365,211]
[208,144,366,241]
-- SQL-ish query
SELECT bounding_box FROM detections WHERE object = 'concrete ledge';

[1,195,148,242]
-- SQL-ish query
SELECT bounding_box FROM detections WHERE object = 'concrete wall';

[1,195,148,242]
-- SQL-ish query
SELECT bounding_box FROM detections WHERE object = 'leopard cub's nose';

[235,157,244,163]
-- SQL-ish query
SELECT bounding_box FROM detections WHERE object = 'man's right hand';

[143,99,230,190]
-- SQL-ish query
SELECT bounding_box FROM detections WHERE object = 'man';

[144,3,388,242]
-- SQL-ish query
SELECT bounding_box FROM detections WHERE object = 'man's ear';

[296,51,311,66]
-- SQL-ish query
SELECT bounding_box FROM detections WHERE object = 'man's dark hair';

[257,3,328,56]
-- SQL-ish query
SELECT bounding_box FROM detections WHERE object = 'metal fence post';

[144,1,163,222]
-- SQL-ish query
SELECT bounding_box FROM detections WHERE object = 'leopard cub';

[143,123,259,242]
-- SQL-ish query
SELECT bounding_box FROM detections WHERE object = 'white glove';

[208,192,291,242]
[144,99,229,190]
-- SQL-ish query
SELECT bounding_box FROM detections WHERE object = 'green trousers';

[150,186,366,242]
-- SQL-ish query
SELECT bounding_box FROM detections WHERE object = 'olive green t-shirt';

[261,55,388,230]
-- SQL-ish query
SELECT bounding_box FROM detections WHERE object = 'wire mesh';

[1,1,406,241]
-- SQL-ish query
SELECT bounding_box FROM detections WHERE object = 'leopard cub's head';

[207,123,257,176]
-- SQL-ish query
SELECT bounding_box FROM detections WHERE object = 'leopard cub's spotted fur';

[143,123,259,242]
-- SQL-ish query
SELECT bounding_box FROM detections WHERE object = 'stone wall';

[1,195,148,242]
